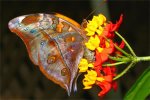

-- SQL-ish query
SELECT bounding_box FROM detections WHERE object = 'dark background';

[0,0,149,99]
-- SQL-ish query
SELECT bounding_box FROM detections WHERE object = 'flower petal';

[97,81,111,96]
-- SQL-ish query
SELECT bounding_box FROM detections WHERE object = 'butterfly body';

[8,13,94,95]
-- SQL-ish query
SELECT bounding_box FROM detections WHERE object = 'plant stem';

[109,56,131,62]
[113,62,135,80]
[114,44,131,57]
[102,61,127,67]
[113,56,150,80]
[136,56,150,62]
[115,31,136,56]
[104,35,131,57]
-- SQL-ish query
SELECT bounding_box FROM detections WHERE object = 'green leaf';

[124,67,150,100]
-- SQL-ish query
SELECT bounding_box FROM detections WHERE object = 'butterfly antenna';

[85,0,107,20]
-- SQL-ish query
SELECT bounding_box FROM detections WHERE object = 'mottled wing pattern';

[8,13,85,95]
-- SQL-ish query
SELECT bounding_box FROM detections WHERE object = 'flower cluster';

[78,14,124,96]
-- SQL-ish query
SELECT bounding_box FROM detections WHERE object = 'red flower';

[96,74,113,96]
[103,66,116,76]
[94,15,123,67]
[94,40,115,67]
[102,14,123,38]
[112,14,123,31]
[115,40,125,55]
[112,81,118,91]
[96,66,117,96]
[97,80,118,96]
[119,40,125,49]
[97,80,112,96]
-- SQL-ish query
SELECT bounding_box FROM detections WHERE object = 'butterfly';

[8,13,94,95]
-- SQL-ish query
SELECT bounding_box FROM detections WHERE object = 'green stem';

[109,56,131,62]
[103,35,130,57]
[115,31,136,56]
[136,56,150,62]
[113,56,150,80]
[113,62,135,80]
[114,44,131,57]
[108,56,123,61]
[102,61,127,67]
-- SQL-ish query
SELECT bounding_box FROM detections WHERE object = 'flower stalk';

[113,62,136,80]
[136,56,150,62]
[106,31,150,80]
[115,31,136,56]
[102,61,127,67]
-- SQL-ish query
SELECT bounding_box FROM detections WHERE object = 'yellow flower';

[82,70,106,89]
[97,14,106,25]
[97,77,105,82]
[81,14,108,90]
[96,26,104,35]
[105,41,110,48]
[85,21,98,36]
[97,47,103,52]
[92,14,106,26]
[85,28,95,36]
[88,63,94,68]
[83,70,97,89]
[78,59,94,72]
[78,59,88,72]
[87,20,98,31]
[85,35,100,50]
[85,14,106,36]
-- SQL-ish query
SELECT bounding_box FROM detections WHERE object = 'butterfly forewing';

[8,13,85,95]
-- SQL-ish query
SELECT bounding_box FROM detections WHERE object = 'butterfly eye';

[61,68,68,76]
[47,55,56,64]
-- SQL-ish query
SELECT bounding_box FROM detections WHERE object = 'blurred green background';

[0,0,149,99]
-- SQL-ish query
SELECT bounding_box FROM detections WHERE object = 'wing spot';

[61,68,68,76]
[24,27,29,31]
[22,15,40,25]
[30,29,37,34]
[67,46,75,52]
[56,23,63,33]
[40,40,46,46]
[47,55,56,64]
[65,36,75,42]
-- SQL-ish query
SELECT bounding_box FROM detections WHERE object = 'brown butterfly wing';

[53,31,84,92]
[8,13,85,95]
